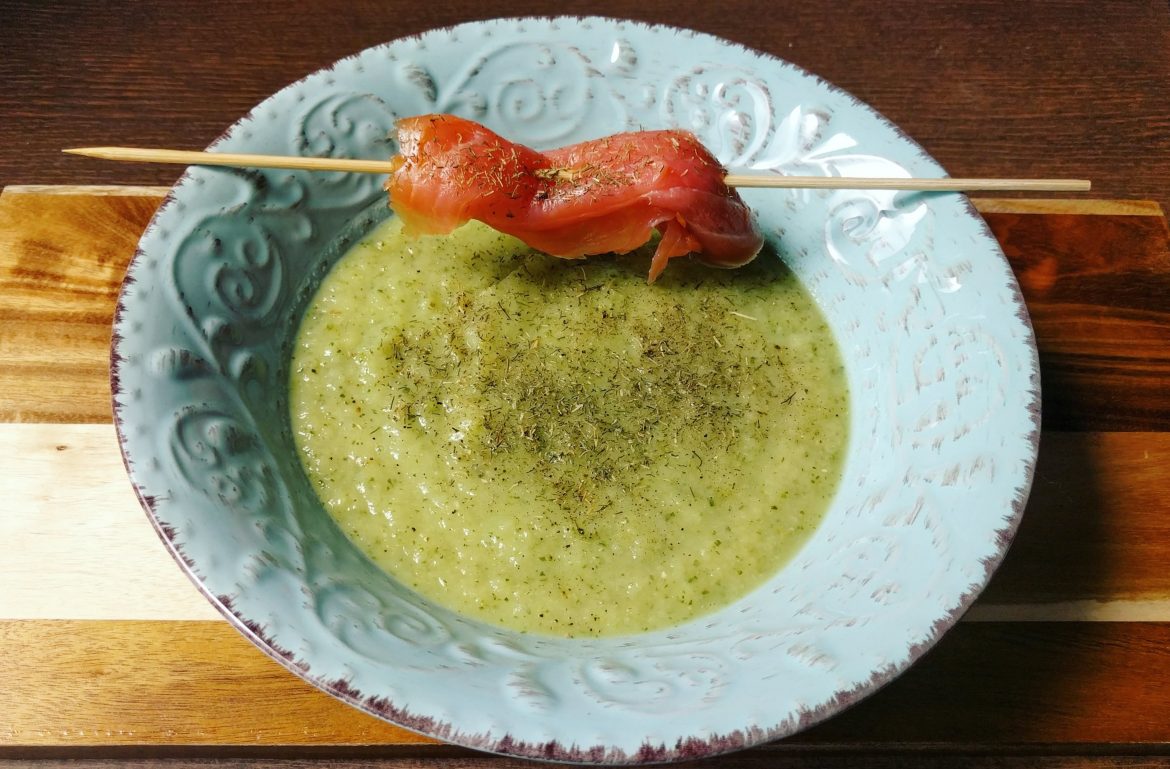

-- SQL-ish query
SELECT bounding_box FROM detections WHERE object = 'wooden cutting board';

[2,186,1170,755]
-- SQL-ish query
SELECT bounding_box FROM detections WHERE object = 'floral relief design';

[579,650,729,714]
[167,407,276,517]
[822,195,931,286]
[662,67,775,166]
[294,92,399,208]
[663,67,904,177]
[180,215,284,323]
[505,663,561,712]
[401,40,630,146]
[314,580,454,660]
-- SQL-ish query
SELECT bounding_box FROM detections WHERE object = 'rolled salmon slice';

[385,114,764,282]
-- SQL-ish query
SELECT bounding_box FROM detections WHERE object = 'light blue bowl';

[112,17,1039,763]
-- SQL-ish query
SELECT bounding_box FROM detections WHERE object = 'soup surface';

[290,218,848,636]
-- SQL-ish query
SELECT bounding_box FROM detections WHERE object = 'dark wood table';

[3,2,1170,768]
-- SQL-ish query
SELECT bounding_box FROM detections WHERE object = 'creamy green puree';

[290,218,848,637]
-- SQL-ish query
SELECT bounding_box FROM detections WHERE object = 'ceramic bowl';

[112,16,1039,763]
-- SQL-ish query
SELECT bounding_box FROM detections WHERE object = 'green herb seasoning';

[290,219,848,637]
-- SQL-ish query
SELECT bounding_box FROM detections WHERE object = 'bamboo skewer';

[63,147,1092,193]
[721,174,1091,192]
[63,147,398,175]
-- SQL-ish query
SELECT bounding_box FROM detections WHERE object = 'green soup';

[290,218,848,637]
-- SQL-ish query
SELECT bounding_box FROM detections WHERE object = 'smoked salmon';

[385,114,764,282]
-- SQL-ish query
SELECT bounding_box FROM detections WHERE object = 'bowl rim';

[110,14,1040,764]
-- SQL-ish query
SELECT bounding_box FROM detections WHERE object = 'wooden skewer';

[63,147,398,175]
[721,174,1091,192]
[63,147,1092,192]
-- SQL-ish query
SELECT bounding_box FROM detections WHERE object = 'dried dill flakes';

[290,218,849,638]
[382,255,800,524]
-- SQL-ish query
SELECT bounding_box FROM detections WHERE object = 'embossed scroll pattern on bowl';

[112,17,1038,764]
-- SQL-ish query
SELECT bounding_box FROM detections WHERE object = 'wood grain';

[798,622,1170,746]
[3,620,1170,749]
[0,424,219,621]
[11,753,1170,767]
[5,423,1169,620]
[973,199,1164,217]
[972,430,1170,605]
[1,1,1168,213]
[981,208,1170,431]
[0,621,433,748]
[3,187,1169,430]
[964,600,1170,622]
[3,2,1169,763]
[0,187,154,423]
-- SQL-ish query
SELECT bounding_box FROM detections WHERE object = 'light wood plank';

[965,600,1170,622]
[2,185,173,196]
[4,424,1169,621]
[973,198,1163,216]
[0,424,218,621]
